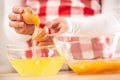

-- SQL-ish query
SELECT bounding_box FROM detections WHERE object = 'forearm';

[66,0,120,36]
[69,13,120,36]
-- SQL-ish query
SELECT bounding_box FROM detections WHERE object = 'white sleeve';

[64,0,120,37]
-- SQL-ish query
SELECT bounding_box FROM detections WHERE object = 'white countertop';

[1,71,120,80]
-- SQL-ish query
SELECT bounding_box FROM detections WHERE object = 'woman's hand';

[45,18,69,37]
[37,18,69,46]
[8,6,35,35]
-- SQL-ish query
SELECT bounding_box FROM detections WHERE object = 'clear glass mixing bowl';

[54,34,120,74]
[6,42,64,77]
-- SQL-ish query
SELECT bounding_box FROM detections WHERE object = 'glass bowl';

[6,42,64,77]
[53,34,120,74]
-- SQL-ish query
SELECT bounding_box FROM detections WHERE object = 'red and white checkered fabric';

[24,0,112,59]
[25,0,101,44]
[25,36,114,59]
[69,36,113,60]
[25,0,101,27]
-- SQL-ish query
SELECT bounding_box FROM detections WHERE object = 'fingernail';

[19,8,23,13]
[19,22,24,26]
[17,15,20,20]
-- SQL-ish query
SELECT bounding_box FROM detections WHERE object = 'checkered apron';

[23,0,114,59]
[68,36,113,59]
[25,0,101,27]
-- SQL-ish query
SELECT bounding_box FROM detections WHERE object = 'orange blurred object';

[32,26,49,42]
[22,7,40,25]
[22,7,49,42]
[68,59,120,74]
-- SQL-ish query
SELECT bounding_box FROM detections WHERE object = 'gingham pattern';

[26,0,101,27]
[25,36,113,59]
[69,36,113,60]
[23,0,114,59]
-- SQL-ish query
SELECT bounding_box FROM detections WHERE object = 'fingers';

[24,7,33,13]
[47,28,65,37]
[45,18,68,37]
[14,27,26,34]
[9,21,25,28]
[8,13,22,21]
[46,18,61,29]
[8,6,35,35]
[14,24,34,35]
[12,6,24,14]
[8,6,24,21]
[46,21,60,33]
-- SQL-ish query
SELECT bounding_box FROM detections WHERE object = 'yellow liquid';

[10,57,64,77]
